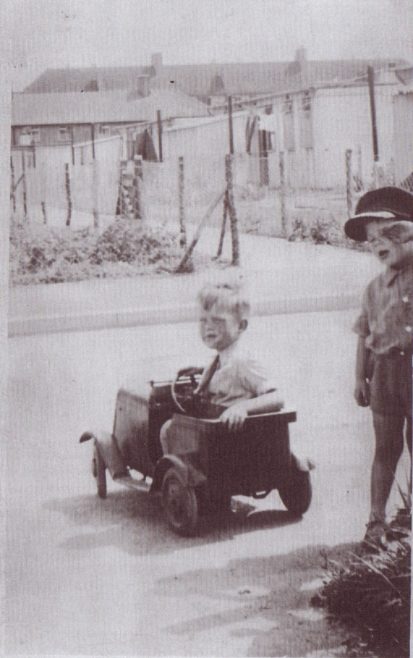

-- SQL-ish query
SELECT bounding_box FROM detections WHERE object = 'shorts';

[369,350,412,417]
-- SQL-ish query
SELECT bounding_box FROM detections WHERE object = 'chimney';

[137,74,150,97]
[295,47,307,64]
[151,52,163,75]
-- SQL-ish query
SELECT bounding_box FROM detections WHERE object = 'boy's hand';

[219,402,248,431]
[382,221,413,244]
[354,379,370,407]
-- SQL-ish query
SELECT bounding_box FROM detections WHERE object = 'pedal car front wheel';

[92,444,107,499]
[278,465,312,516]
[162,468,199,536]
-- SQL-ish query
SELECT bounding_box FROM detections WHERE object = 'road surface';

[7,311,408,656]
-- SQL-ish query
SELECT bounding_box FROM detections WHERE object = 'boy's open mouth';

[378,248,390,259]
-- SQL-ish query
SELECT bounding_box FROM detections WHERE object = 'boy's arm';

[243,390,284,415]
[220,390,284,431]
[177,365,204,377]
[354,336,370,407]
[353,283,372,408]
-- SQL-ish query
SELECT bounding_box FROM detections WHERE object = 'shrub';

[9,218,196,285]
[287,215,366,249]
[92,219,180,265]
[315,539,411,657]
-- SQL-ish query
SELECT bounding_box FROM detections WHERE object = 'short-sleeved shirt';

[353,264,413,355]
[201,341,277,408]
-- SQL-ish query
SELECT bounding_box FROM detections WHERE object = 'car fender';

[79,430,128,479]
[151,455,206,493]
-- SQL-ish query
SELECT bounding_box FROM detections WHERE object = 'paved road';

[7,311,408,656]
[9,231,381,336]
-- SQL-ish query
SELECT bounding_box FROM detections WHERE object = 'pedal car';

[80,372,313,536]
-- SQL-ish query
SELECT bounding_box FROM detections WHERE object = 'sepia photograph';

[5,1,413,656]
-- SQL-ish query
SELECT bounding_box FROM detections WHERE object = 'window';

[19,127,40,145]
[30,129,41,143]
[19,132,32,146]
[58,127,70,142]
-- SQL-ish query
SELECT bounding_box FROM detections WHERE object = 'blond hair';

[197,281,250,321]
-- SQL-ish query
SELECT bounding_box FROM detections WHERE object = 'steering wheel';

[171,371,200,414]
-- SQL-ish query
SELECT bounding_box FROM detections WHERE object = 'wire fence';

[135,148,408,240]
[10,106,413,258]
[10,136,122,229]
[10,144,412,243]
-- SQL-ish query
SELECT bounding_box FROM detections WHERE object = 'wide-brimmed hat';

[344,186,413,242]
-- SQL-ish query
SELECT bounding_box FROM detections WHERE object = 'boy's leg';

[160,419,172,454]
[370,412,404,523]
[404,413,412,510]
[405,415,412,456]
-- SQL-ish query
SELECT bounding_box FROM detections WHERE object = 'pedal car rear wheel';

[278,464,312,516]
[162,468,199,536]
[92,444,107,499]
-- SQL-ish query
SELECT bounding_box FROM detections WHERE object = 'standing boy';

[344,186,413,547]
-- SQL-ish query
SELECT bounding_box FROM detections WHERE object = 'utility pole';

[157,110,163,162]
[367,66,379,162]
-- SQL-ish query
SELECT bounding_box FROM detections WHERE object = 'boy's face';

[199,304,247,352]
[366,219,413,268]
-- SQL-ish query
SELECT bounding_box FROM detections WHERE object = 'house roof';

[24,58,409,97]
[12,88,209,126]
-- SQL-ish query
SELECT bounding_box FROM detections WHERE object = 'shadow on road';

[44,489,303,556]
[155,542,359,657]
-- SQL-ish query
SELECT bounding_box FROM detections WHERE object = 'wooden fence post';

[178,156,187,247]
[216,190,228,258]
[345,149,353,216]
[65,163,72,227]
[228,95,234,155]
[10,156,16,212]
[279,151,287,237]
[225,154,240,266]
[41,201,47,225]
[118,160,127,216]
[92,159,99,229]
[133,155,144,219]
[21,150,28,220]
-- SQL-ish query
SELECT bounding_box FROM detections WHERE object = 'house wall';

[393,91,413,184]
[257,83,397,189]
[158,113,250,194]
[162,113,248,162]
[12,124,94,147]
[311,85,395,188]
[12,122,144,161]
